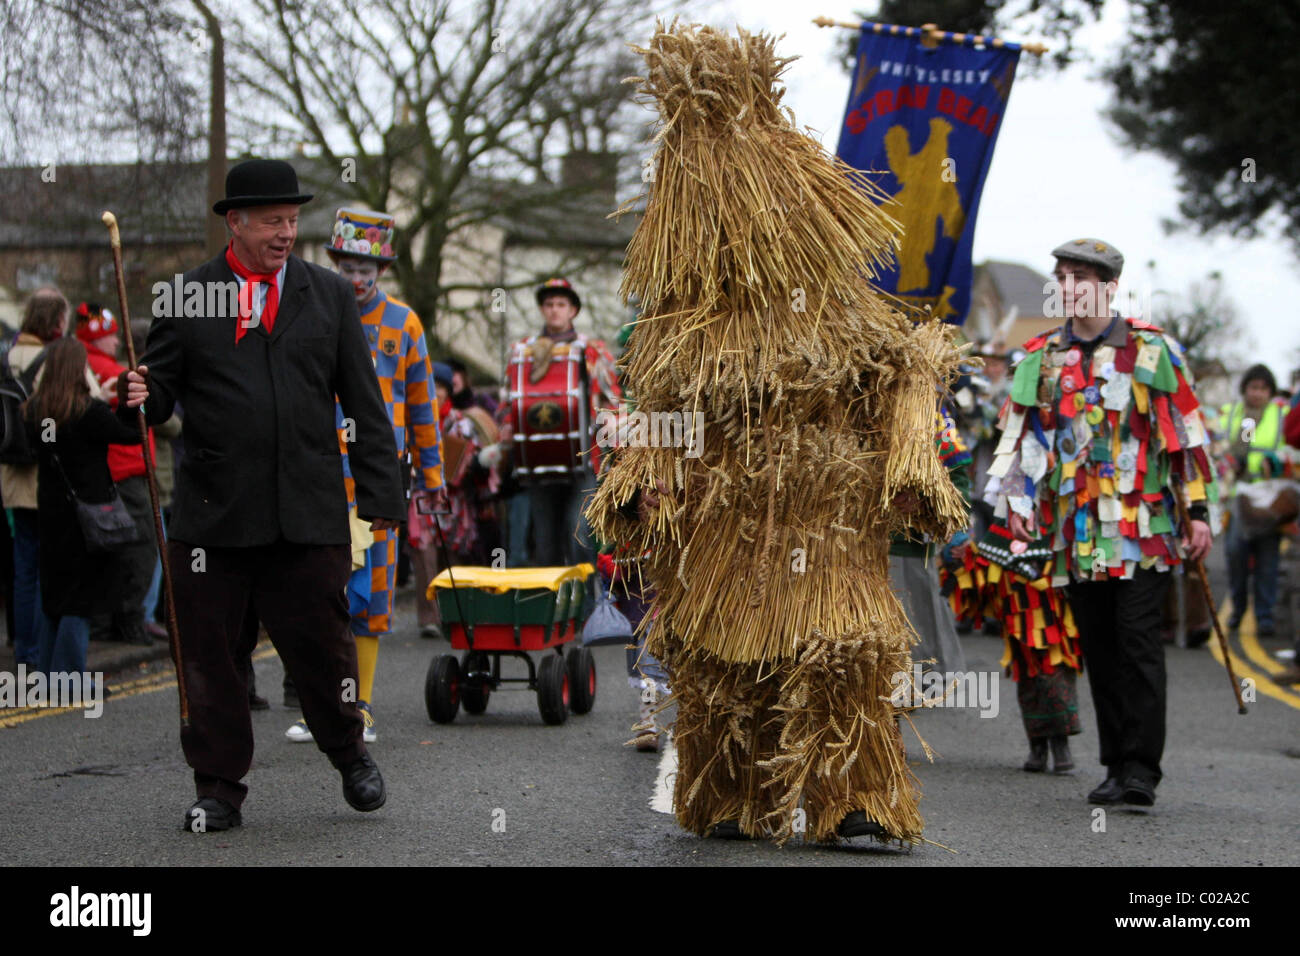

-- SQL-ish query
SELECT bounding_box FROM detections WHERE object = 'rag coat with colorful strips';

[990,316,1219,584]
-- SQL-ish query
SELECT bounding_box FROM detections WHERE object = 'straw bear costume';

[588,22,967,843]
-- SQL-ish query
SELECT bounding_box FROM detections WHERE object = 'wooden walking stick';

[1171,481,1248,714]
[101,211,190,727]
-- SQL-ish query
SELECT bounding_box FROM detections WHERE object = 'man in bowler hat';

[121,158,406,830]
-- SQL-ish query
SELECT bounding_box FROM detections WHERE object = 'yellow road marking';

[0,644,280,729]
[1233,610,1286,676]
[1208,600,1300,711]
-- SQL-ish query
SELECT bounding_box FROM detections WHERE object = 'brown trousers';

[169,538,363,808]
[406,539,444,628]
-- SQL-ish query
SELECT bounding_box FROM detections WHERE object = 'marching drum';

[507,337,593,483]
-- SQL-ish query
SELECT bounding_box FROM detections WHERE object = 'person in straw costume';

[587,21,967,844]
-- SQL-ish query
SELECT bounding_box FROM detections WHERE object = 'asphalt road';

[1,577,1296,867]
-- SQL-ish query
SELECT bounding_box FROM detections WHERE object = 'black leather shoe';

[1088,777,1125,804]
[1023,738,1048,772]
[182,796,241,832]
[248,693,270,711]
[337,753,386,812]
[706,820,749,839]
[1121,777,1156,806]
[838,810,888,838]
[1049,736,1074,773]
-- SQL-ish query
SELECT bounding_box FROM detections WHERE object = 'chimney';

[561,150,619,207]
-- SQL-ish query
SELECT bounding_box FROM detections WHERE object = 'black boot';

[838,810,888,838]
[246,659,269,711]
[335,752,386,812]
[119,615,153,646]
[1088,776,1125,804]
[706,820,750,840]
[283,672,300,709]
[1022,738,1048,772]
[1049,735,1074,773]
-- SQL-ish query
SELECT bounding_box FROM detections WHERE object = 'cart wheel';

[424,654,460,724]
[460,651,491,715]
[537,653,569,725]
[566,646,596,715]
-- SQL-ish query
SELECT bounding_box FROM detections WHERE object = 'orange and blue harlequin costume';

[286,207,444,744]
[339,290,444,637]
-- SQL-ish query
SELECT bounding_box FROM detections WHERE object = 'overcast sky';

[686,0,1298,375]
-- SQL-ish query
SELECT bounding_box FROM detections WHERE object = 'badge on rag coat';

[1134,342,1162,383]
[1101,372,1131,411]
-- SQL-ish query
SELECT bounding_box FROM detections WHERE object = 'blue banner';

[836,25,1020,325]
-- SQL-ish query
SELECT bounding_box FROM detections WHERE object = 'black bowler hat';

[212,158,314,215]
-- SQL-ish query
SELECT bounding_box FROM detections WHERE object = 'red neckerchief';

[225,245,280,344]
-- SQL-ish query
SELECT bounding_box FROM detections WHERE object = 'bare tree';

[1153,272,1250,381]
[226,0,668,346]
[0,0,203,167]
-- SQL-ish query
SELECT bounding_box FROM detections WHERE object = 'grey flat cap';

[1051,237,1124,279]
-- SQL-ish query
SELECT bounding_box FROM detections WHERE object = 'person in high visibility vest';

[1219,364,1289,635]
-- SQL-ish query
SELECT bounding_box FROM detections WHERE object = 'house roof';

[979,259,1051,319]
[0,157,636,252]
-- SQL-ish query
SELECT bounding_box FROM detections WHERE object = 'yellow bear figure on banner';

[885,117,966,292]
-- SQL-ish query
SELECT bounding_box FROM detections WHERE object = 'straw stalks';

[589,20,966,843]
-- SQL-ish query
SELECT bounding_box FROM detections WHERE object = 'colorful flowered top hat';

[326,208,397,262]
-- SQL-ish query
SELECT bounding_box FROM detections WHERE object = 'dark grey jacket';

[125,251,404,547]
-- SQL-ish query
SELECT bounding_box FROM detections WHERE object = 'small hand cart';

[424,564,597,725]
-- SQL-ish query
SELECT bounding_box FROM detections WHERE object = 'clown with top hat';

[283,208,445,745]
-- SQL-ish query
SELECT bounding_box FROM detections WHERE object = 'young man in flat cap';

[122,159,406,831]
[992,238,1218,808]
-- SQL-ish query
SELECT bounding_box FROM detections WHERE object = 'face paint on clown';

[333,255,388,307]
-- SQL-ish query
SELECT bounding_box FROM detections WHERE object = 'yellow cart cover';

[427,564,594,598]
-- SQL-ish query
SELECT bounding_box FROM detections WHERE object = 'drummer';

[506,279,621,569]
